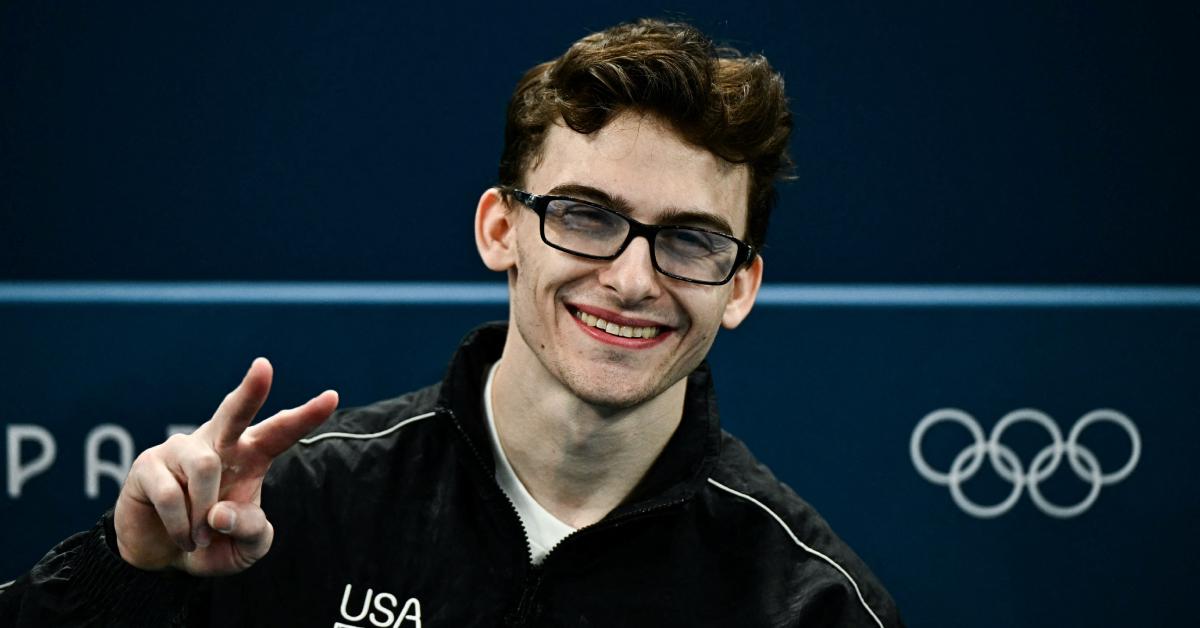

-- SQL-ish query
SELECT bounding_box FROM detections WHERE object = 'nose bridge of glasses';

[621,217,660,251]
[615,229,656,266]
[598,229,661,291]
[616,220,725,284]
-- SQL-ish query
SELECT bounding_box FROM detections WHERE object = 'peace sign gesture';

[113,358,338,576]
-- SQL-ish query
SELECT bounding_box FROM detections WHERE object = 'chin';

[558,366,671,411]
[571,387,654,411]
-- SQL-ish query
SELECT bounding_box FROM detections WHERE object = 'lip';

[566,304,674,349]
[568,303,670,329]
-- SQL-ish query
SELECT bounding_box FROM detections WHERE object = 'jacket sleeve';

[790,577,906,628]
[0,510,206,627]
[810,601,904,628]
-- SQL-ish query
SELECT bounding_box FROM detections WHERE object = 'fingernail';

[194,524,212,548]
[214,506,236,533]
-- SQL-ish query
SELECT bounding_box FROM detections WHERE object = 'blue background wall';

[2,2,1197,627]
[2,1,1196,283]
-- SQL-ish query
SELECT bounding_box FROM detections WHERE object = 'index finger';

[244,389,339,459]
[206,357,274,450]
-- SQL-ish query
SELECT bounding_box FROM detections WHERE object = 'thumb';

[208,501,275,565]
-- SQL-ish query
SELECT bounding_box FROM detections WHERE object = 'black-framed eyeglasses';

[505,188,755,286]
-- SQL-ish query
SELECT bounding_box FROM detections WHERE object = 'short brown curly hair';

[498,19,794,251]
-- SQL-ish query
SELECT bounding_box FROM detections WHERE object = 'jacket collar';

[435,322,723,515]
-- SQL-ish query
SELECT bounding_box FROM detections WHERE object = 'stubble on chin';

[509,298,693,412]
[554,356,685,412]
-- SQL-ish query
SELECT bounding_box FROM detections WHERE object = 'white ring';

[1067,409,1141,484]
[948,442,1024,519]
[988,408,1064,484]
[911,408,986,486]
[910,408,1141,518]
[1026,443,1103,518]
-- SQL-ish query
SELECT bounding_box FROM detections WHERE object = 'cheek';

[511,248,565,327]
[676,287,728,330]
[511,237,543,295]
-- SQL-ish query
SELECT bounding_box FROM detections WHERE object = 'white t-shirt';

[484,362,577,564]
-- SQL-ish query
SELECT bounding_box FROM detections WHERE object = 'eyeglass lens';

[542,198,738,283]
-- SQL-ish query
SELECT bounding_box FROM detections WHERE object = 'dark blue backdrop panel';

[1,298,1196,628]
[2,1,1197,283]
[710,306,1196,628]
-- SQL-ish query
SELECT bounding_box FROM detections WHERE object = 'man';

[1,19,901,626]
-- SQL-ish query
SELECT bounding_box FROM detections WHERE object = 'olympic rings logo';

[910,408,1141,518]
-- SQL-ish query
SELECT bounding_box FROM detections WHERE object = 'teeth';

[573,309,661,340]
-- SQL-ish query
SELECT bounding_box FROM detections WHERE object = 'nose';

[596,236,662,305]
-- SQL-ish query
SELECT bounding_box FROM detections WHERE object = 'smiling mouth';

[567,305,667,340]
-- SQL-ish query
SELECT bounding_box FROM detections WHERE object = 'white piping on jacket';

[298,411,438,445]
[706,478,885,628]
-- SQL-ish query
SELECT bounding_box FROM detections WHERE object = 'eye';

[546,200,622,233]
[660,228,734,257]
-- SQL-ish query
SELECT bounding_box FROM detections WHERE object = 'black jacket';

[1,323,902,627]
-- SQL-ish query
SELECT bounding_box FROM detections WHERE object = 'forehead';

[525,113,750,236]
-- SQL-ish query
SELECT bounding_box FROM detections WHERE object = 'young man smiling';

[1,19,902,627]
[477,112,763,529]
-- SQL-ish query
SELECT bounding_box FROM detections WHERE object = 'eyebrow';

[545,183,736,236]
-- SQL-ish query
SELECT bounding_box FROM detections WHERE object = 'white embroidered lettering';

[394,598,422,628]
[340,584,372,622]
[335,582,420,628]
[370,591,397,627]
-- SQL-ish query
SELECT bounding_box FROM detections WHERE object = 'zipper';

[440,406,536,565]
[441,405,693,626]
[540,494,688,563]
[442,405,544,625]
[503,496,688,626]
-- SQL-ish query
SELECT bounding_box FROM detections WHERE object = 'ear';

[721,255,764,329]
[475,188,518,272]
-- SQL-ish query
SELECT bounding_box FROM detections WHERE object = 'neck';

[490,336,687,529]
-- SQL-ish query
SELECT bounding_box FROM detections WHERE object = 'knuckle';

[129,450,155,474]
[126,452,167,494]
[184,449,222,477]
[147,477,182,507]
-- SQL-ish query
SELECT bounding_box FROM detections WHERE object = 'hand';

[113,358,338,576]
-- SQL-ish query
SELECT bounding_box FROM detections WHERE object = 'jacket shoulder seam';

[705,477,885,628]
[298,410,439,446]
